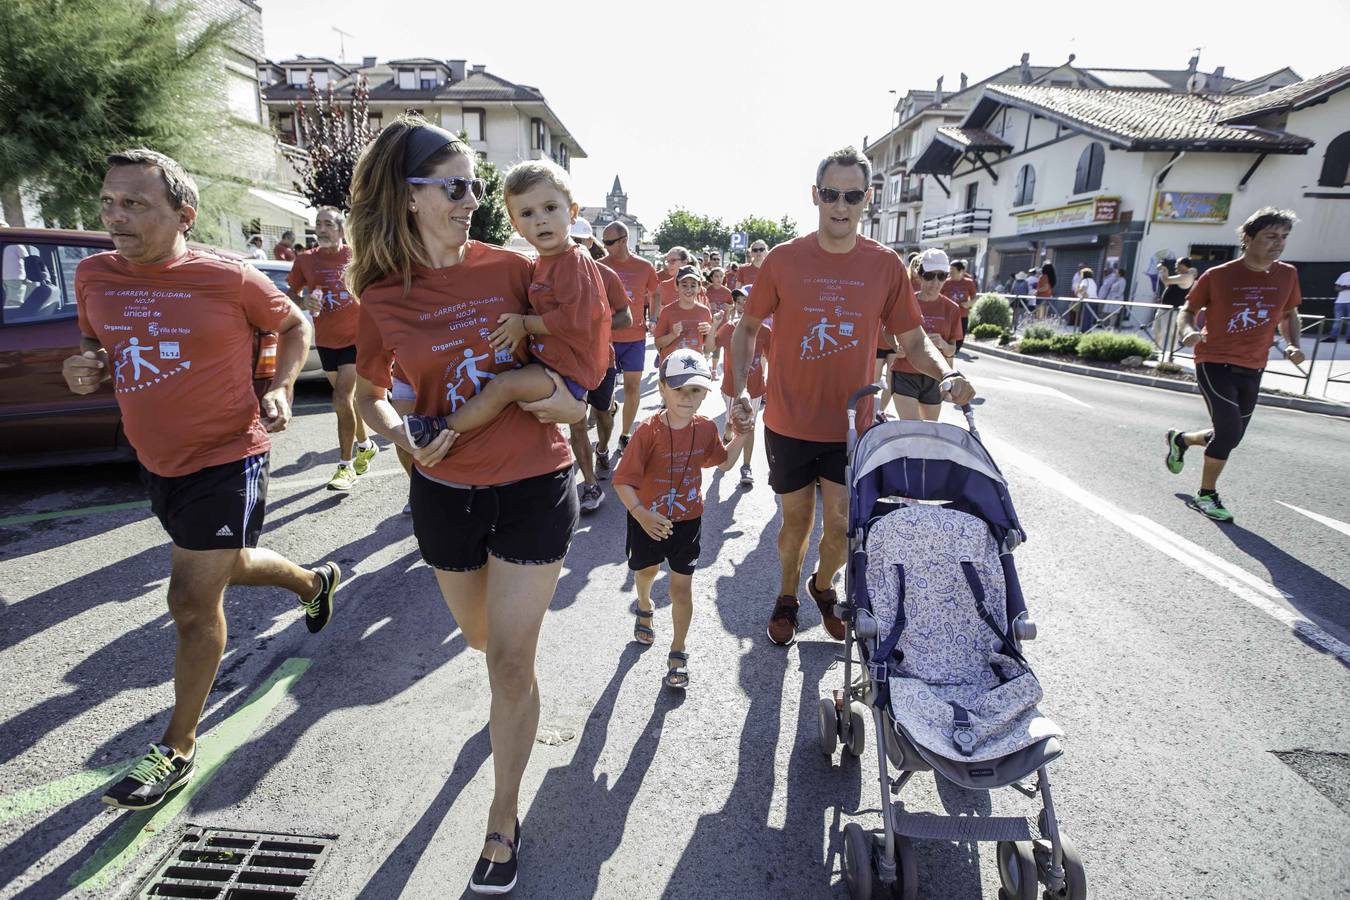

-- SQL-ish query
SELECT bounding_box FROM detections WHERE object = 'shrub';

[970,294,1012,331]
[999,330,1012,346]
[1018,338,1053,355]
[971,323,1004,341]
[1077,333,1157,363]
[1049,333,1081,355]
[1021,323,1057,341]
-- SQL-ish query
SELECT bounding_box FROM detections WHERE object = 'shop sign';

[1015,196,1120,234]
[1152,191,1232,224]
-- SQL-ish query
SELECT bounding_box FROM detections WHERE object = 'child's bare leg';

[633,564,658,645]
[668,571,693,654]
[741,428,755,466]
[445,364,556,433]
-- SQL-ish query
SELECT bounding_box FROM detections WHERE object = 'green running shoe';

[353,442,379,476]
[326,464,357,492]
[300,562,340,633]
[101,743,195,810]
[1165,430,1186,474]
[1187,492,1233,522]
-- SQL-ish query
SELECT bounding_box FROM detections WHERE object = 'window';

[288,69,306,87]
[965,181,979,210]
[419,68,439,89]
[1013,164,1036,206]
[532,118,546,150]
[311,71,329,89]
[2,243,96,324]
[885,215,899,244]
[1073,142,1105,194]
[1319,131,1350,187]
[226,69,260,124]
[397,69,416,90]
[462,108,485,142]
[367,113,383,133]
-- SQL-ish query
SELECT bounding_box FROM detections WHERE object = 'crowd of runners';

[60,113,1305,894]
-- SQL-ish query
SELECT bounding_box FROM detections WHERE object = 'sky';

[259,0,1350,241]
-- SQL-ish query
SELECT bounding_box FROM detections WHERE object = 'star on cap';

[683,357,700,370]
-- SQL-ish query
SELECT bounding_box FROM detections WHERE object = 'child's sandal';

[632,606,655,646]
[664,651,689,690]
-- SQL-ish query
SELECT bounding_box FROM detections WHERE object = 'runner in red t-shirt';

[63,150,338,812]
[1165,207,1305,523]
[654,267,715,362]
[346,119,588,894]
[737,240,768,286]
[272,230,296,261]
[714,288,770,486]
[890,248,964,422]
[598,222,660,456]
[613,348,745,688]
[946,259,979,355]
[729,147,974,646]
[286,207,377,491]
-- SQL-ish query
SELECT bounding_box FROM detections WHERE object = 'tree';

[0,0,235,227]
[290,76,374,211]
[652,208,730,253]
[470,158,512,246]
[732,214,798,252]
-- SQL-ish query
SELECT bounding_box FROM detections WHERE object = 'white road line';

[1277,501,1350,539]
[983,431,1350,667]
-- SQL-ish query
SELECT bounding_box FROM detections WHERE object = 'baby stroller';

[818,386,1086,900]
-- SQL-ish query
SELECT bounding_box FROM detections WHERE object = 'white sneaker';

[579,483,605,513]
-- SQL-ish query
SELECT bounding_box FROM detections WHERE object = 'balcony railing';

[920,208,992,241]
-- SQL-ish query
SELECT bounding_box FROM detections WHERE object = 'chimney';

[361,56,376,68]
[959,72,968,91]
[1187,52,1200,73]
[470,63,487,76]
[934,75,944,106]
[1067,53,1076,65]
[1019,53,1032,84]
[448,59,466,81]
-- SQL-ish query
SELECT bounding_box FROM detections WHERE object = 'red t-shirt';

[287,246,357,349]
[273,244,296,261]
[946,274,978,311]
[892,294,964,375]
[706,284,733,314]
[354,241,572,486]
[596,261,629,368]
[737,263,761,286]
[654,301,714,361]
[657,276,680,310]
[613,413,728,522]
[604,255,659,342]
[1035,274,1053,298]
[747,234,922,442]
[1187,258,1302,370]
[76,249,290,477]
[528,245,611,390]
[716,319,770,398]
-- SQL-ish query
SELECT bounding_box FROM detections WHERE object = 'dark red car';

[0,227,279,470]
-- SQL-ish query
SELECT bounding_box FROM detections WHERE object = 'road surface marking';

[1277,501,1350,539]
[0,500,150,528]
[986,433,1350,667]
[67,657,312,890]
[0,764,125,826]
[981,375,1093,409]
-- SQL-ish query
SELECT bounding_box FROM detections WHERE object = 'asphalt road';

[1,346,1347,899]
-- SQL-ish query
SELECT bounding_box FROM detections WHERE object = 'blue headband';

[403,124,461,175]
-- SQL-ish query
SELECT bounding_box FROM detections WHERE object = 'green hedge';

[971,323,1004,341]
[970,294,1012,331]
[1076,333,1156,362]
[1018,338,1054,355]
[1021,323,1057,341]
[1049,333,1082,355]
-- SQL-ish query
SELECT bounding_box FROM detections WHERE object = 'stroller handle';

[846,384,883,456]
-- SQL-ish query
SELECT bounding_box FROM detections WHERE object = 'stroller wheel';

[817,698,840,757]
[841,822,873,899]
[996,841,1037,900]
[843,701,868,757]
[886,835,918,900]
[1035,831,1087,900]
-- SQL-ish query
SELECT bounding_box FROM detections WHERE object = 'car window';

[1,242,99,325]
[259,268,291,295]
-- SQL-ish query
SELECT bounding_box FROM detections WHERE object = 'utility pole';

[332,27,355,63]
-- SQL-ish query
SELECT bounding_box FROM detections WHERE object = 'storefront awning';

[245,187,317,227]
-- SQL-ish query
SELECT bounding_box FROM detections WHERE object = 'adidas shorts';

[140,452,269,551]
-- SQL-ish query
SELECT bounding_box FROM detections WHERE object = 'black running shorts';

[317,344,358,372]
[587,366,619,412]
[890,370,942,405]
[140,452,269,551]
[410,466,578,571]
[626,514,701,575]
[763,426,847,495]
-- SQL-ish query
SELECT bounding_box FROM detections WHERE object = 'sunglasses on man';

[405,176,487,202]
[816,187,867,205]
[602,236,624,246]
[921,271,949,281]
[750,246,767,254]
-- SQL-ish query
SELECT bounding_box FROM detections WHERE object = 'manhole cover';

[137,826,335,898]
[1272,750,1350,816]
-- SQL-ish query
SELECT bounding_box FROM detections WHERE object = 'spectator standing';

[1322,270,1350,342]
[273,230,297,260]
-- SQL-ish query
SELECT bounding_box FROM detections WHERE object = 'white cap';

[660,348,717,391]
[569,218,593,239]
[919,248,950,272]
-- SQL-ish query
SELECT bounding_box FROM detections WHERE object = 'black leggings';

[1195,362,1261,460]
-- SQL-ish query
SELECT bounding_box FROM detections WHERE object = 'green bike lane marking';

[55,657,313,891]
[0,500,151,528]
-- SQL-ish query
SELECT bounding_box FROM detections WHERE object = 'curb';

[971,342,1350,419]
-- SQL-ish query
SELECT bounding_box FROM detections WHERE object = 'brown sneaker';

[767,595,800,645]
[807,572,846,640]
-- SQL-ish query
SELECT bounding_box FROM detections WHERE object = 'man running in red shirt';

[598,222,660,452]
[64,149,339,810]
[730,147,975,644]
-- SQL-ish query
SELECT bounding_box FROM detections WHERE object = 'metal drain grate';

[137,826,336,898]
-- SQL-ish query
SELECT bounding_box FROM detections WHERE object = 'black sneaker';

[767,595,800,645]
[300,562,340,634]
[618,434,630,450]
[470,820,521,895]
[101,743,195,810]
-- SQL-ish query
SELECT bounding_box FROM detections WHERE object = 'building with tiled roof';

[900,65,1350,313]
[260,55,585,174]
